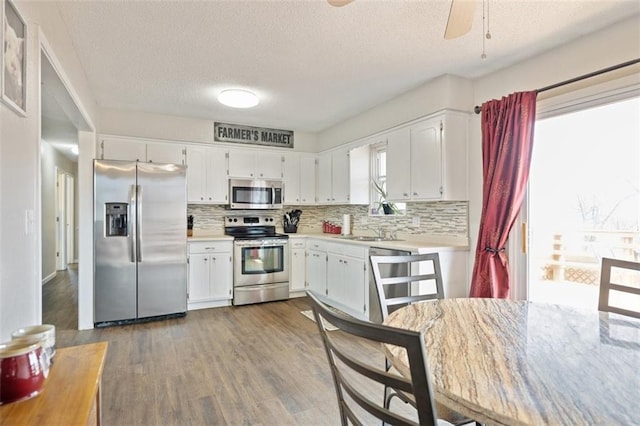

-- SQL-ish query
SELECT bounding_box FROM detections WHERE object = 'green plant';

[372,180,399,215]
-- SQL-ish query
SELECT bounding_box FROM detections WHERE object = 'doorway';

[522,96,639,309]
[55,168,75,271]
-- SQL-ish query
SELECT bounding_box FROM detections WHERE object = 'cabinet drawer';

[189,241,232,254]
[307,239,327,252]
[290,239,306,249]
[327,242,367,259]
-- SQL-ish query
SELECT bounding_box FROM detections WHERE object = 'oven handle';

[234,240,289,247]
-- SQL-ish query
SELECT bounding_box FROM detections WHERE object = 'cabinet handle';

[208,197,212,200]
[343,260,348,265]
[403,193,408,197]
[200,197,204,200]
[413,192,418,196]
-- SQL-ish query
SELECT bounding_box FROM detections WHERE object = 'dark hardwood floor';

[41,270,407,425]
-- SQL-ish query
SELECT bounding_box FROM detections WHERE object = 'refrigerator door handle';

[130,184,137,263]
[136,184,143,262]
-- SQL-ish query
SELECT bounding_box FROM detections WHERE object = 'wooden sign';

[214,122,294,148]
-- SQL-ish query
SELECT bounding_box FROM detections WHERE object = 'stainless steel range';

[225,216,289,305]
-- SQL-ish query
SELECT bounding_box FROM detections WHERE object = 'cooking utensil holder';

[284,224,298,233]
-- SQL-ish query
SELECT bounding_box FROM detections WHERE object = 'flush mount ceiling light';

[218,89,259,108]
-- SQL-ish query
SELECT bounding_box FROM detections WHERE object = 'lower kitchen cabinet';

[289,238,307,296]
[187,241,233,310]
[326,242,368,320]
[306,239,328,297]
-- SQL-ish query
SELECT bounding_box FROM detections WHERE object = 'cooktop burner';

[224,216,289,240]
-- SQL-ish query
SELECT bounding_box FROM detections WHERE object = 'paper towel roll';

[342,214,351,236]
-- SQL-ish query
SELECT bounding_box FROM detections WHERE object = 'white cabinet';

[326,242,368,319]
[283,153,317,204]
[187,241,233,310]
[387,111,468,201]
[290,239,307,295]
[99,137,185,164]
[317,146,369,205]
[228,149,282,179]
[306,239,328,297]
[186,146,228,204]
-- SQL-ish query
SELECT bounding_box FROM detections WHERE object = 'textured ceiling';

[49,0,640,135]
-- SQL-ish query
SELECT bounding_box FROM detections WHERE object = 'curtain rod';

[473,58,640,114]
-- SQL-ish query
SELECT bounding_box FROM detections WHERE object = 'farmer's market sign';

[214,122,294,148]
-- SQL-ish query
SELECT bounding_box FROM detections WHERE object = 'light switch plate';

[412,216,420,227]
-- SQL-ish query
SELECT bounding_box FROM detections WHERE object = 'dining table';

[382,298,640,426]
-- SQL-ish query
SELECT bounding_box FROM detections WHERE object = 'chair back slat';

[307,291,438,426]
[599,257,640,319]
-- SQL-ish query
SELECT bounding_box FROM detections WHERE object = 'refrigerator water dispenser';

[105,203,128,236]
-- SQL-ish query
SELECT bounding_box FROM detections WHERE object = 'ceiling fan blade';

[327,0,354,7]
[444,0,476,40]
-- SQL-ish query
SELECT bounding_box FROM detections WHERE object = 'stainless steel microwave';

[229,179,283,210]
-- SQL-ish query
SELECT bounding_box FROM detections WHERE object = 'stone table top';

[383,298,640,426]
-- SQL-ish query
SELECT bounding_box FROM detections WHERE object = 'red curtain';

[469,91,538,298]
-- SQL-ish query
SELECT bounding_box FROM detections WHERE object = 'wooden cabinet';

[283,153,317,204]
[99,137,185,164]
[326,242,368,320]
[186,146,228,204]
[386,111,468,201]
[290,239,307,295]
[317,146,369,205]
[306,239,328,296]
[228,149,282,179]
[187,241,233,310]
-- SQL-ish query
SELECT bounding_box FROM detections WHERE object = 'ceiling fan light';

[218,89,259,108]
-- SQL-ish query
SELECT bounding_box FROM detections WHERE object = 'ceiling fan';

[327,0,476,40]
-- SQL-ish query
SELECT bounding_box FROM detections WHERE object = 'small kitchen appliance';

[224,216,289,305]
[228,178,283,210]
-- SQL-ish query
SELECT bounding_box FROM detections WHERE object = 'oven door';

[233,239,289,287]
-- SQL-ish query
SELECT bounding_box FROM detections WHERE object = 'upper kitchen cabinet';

[282,153,317,204]
[228,149,283,179]
[386,111,468,201]
[317,145,369,205]
[99,137,185,165]
[186,146,228,204]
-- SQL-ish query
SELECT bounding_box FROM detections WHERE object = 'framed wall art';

[2,0,27,116]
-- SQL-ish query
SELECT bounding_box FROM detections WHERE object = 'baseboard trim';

[42,271,56,285]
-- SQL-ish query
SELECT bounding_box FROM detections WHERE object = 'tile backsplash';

[188,201,468,237]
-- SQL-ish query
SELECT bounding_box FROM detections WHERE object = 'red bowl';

[0,340,48,405]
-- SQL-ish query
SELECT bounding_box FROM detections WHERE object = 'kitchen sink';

[339,236,403,242]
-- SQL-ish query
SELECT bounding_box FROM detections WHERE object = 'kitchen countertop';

[188,230,468,252]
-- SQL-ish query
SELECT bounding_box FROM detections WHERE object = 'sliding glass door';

[513,93,639,308]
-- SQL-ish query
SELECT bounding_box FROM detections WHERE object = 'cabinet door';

[290,248,306,291]
[282,153,301,204]
[228,150,255,178]
[187,146,207,203]
[386,128,411,201]
[317,153,333,203]
[188,254,211,302]
[256,153,283,179]
[205,149,229,203]
[332,150,350,203]
[326,254,345,301]
[147,143,185,165]
[307,249,327,296]
[410,120,442,200]
[342,256,366,316]
[100,138,146,162]
[299,155,317,204]
[209,252,233,299]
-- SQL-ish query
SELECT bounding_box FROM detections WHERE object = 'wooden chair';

[370,253,472,425]
[598,257,640,319]
[306,291,452,426]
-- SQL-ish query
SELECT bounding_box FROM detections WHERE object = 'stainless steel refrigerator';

[94,160,187,325]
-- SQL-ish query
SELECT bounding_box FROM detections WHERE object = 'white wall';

[98,107,319,152]
[317,74,474,151]
[0,1,97,341]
